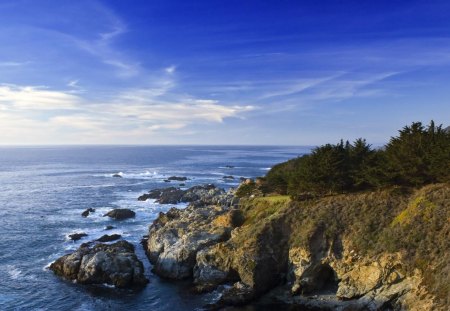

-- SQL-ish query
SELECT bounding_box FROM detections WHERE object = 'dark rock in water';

[164,179,171,183]
[96,234,121,242]
[179,183,185,187]
[104,225,115,230]
[225,165,235,169]
[239,177,247,182]
[223,175,234,180]
[216,282,255,307]
[68,233,87,241]
[81,208,95,217]
[138,188,166,201]
[168,176,188,181]
[157,187,186,204]
[49,240,148,288]
[112,174,122,178]
[104,208,135,220]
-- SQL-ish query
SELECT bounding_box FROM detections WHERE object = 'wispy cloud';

[0,61,29,67]
[0,84,79,110]
[0,79,255,144]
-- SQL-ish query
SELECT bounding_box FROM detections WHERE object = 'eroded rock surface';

[50,240,148,288]
[144,183,447,310]
[145,203,240,279]
[138,184,237,206]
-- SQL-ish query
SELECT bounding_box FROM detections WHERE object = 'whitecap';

[7,265,22,280]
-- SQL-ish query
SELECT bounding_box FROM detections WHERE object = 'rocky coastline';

[49,182,449,310]
[143,183,448,310]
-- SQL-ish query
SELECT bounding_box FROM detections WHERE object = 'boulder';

[68,233,87,241]
[104,208,135,220]
[50,240,148,288]
[81,208,95,217]
[104,225,115,230]
[146,203,237,279]
[112,174,122,178]
[223,175,234,180]
[96,234,121,242]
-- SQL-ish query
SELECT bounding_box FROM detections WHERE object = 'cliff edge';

[145,183,449,310]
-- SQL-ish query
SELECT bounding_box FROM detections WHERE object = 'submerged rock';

[104,225,115,230]
[104,208,135,220]
[112,174,122,178]
[167,176,188,181]
[49,240,148,288]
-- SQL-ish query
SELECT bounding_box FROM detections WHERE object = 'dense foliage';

[264,121,450,198]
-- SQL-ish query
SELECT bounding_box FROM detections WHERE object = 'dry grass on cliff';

[282,183,450,306]
[239,195,291,226]
[236,185,449,305]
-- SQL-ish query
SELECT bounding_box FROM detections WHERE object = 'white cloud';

[0,82,255,144]
[165,65,176,74]
[0,85,80,110]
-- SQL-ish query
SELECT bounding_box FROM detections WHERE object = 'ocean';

[0,145,310,311]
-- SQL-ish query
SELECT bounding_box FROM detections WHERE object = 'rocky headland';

[143,182,449,310]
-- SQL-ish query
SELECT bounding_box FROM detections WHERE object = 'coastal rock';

[104,225,115,230]
[167,176,188,181]
[157,187,186,204]
[49,240,148,288]
[68,233,87,241]
[96,234,121,242]
[81,208,95,217]
[138,184,237,207]
[223,175,234,180]
[143,184,448,310]
[145,200,239,279]
[104,208,135,220]
[112,174,122,178]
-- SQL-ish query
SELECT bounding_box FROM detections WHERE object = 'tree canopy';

[263,121,450,198]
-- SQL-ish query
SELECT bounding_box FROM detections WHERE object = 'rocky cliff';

[145,183,449,310]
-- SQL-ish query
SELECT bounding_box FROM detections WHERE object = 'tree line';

[262,121,450,198]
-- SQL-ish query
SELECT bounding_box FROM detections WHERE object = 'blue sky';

[0,0,449,145]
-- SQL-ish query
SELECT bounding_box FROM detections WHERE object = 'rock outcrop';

[144,183,449,310]
[104,208,135,220]
[50,240,148,288]
[145,204,242,279]
[138,184,237,206]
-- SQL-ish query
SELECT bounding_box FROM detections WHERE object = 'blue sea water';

[0,146,310,311]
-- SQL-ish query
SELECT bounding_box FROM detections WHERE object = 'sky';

[0,0,449,145]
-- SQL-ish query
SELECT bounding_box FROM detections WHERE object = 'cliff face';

[145,184,449,310]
